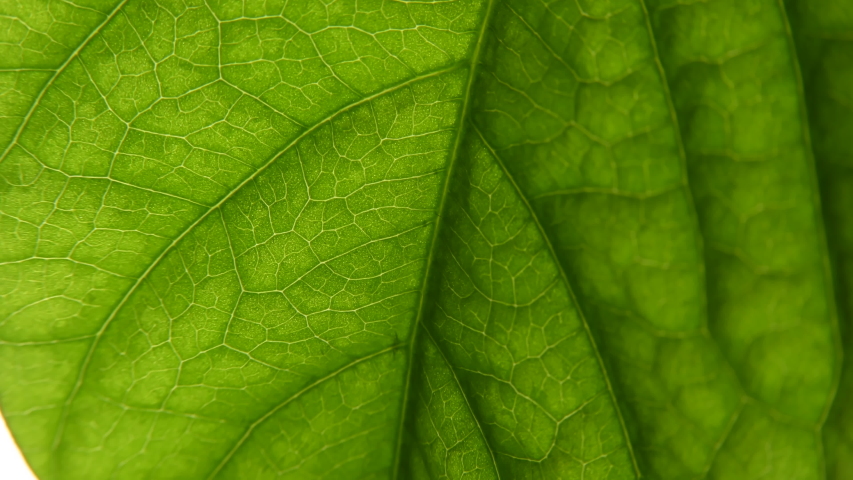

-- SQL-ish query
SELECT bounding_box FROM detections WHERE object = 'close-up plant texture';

[0,0,851,479]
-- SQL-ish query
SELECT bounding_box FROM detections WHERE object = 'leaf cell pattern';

[0,0,849,479]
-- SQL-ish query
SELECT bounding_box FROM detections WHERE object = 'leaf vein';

[49,63,466,457]
[206,344,402,480]
[470,122,641,476]
[0,0,130,164]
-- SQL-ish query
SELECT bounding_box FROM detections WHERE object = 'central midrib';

[389,0,499,476]
[47,1,646,478]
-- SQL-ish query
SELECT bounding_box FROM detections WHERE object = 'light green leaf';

[0,0,843,479]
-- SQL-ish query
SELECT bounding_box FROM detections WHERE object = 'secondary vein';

[420,325,502,479]
[471,123,642,478]
[49,63,465,458]
[206,344,403,479]
[0,0,130,164]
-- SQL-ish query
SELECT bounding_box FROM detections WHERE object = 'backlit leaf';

[0,0,847,479]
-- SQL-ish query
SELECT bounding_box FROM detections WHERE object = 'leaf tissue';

[0,0,851,479]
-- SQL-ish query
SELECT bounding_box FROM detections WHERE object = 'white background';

[0,412,37,479]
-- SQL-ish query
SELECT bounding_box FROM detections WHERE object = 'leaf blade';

[785,0,853,477]
[0,0,845,479]
[645,0,840,477]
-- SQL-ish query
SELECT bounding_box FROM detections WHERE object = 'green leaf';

[785,1,853,478]
[0,0,845,479]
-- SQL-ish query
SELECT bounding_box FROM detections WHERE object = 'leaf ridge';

[470,123,641,478]
[774,3,843,477]
[635,0,693,188]
[633,2,760,474]
[773,0,844,430]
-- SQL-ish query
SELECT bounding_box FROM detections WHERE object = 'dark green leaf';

[786,1,853,478]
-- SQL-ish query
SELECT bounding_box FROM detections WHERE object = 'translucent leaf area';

[0,0,850,479]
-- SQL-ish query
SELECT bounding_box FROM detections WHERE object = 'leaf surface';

[0,0,843,479]
[786,0,853,478]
